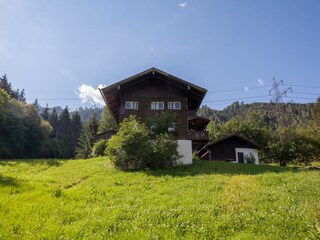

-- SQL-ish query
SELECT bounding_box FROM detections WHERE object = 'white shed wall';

[235,148,259,164]
[176,140,193,165]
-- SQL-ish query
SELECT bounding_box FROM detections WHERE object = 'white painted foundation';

[176,140,193,165]
[235,148,259,164]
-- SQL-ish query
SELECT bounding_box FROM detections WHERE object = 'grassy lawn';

[0,158,319,239]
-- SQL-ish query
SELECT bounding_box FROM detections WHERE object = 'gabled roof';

[205,134,262,149]
[99,67,207,122]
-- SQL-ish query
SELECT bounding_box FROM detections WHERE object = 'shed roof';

[205,134,262,149]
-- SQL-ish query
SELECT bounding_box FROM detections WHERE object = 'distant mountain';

[197,101,315,129]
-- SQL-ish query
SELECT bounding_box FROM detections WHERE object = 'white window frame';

[151,102,164,110]
[125,101,139,110]
[168,101,181,110]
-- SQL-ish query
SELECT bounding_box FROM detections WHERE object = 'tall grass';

[0,158,319,239]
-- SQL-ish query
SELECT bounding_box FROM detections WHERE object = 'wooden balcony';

[186,130,209,141]
[187,110,197,119]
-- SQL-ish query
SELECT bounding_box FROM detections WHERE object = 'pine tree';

[49,108,59,139]
[98,106,117,133]
[314,97,320,128]
[33,98,40,117]
[0,75,12,96]
[41,104,50,121]
[58,106,73,158]
[76,112,99,159]
[0,74,25,101]
[71,111,82,156]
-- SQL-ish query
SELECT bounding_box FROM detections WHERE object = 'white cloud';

[257,78,264,85]
[75,84,105,106]
[244,86,249,92]
[179,2,188,8]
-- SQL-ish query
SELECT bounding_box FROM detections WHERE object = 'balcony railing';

[186,131,209,141]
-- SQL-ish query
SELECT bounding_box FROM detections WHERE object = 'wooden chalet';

[99,67,209,151]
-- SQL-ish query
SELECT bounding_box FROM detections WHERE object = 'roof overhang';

[99,67,207,122]
[204,134,263,149]
[188,116,210,130]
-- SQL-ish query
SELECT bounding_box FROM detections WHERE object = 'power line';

[291,91,319,96]
[203,95,270,103]
[284,83,320,89]
[28,98,80,101]
[286,96,317,100]
[26,82,318,108]
[207,85,270,94]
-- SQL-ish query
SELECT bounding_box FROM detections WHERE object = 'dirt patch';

[64,176,90,189]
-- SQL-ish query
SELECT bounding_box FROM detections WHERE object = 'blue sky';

[1,0,319,110]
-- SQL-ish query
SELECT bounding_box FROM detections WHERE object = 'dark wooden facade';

[95,130,117,141]
[198,135,261,161]
[99,68,209,147]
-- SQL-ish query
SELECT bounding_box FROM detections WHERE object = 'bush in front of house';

[92,139,108,157]
[245,152,256,164]
[147,133,179,169]
[105,115,179,170]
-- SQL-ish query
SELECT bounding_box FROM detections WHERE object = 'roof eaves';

[204,134,262,149]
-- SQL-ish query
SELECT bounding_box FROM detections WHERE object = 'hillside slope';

[0,158,319,239]
[198,102,315,128]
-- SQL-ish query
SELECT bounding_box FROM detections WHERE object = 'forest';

[1,74,319,166]
[0,75,116,159]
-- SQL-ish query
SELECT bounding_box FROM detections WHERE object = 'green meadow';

[0,158,319,239]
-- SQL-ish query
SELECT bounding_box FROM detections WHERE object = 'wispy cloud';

[75,84,105,106]
[244,86,249,92]
[257,78,264,85]
[179,2,188,8]
[60,66,76,80]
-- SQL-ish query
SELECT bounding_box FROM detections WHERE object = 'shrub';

[147,133,180,168]
[262,127,320,166]
[245,153,256,164]
[105,116,179,170]
[92,139,107,157]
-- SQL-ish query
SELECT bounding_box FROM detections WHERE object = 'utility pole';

[269,78,292,128]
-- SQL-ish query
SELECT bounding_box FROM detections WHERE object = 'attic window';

[168,101,181,110]
[151,102,164,110]
[125,101,139,110]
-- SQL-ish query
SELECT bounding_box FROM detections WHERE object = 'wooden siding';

[206,136,260,161]
[118,77,189,139]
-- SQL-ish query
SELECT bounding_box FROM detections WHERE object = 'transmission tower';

[269,78,292,127]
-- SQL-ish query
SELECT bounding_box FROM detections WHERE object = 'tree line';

[0,75,116,159]
[198,101,315,129]
[205,99,320,166]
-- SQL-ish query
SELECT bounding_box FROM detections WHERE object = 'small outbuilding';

[95,130,117,141]
[197,134,262,164]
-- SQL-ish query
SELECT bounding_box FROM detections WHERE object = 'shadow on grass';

[0,175,20,187]
[144,160,300,177]
[0,159,63,167]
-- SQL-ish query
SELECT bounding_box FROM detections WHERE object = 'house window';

[168,101,181,110]
[125,101,139,110]
[151,102,164,110]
